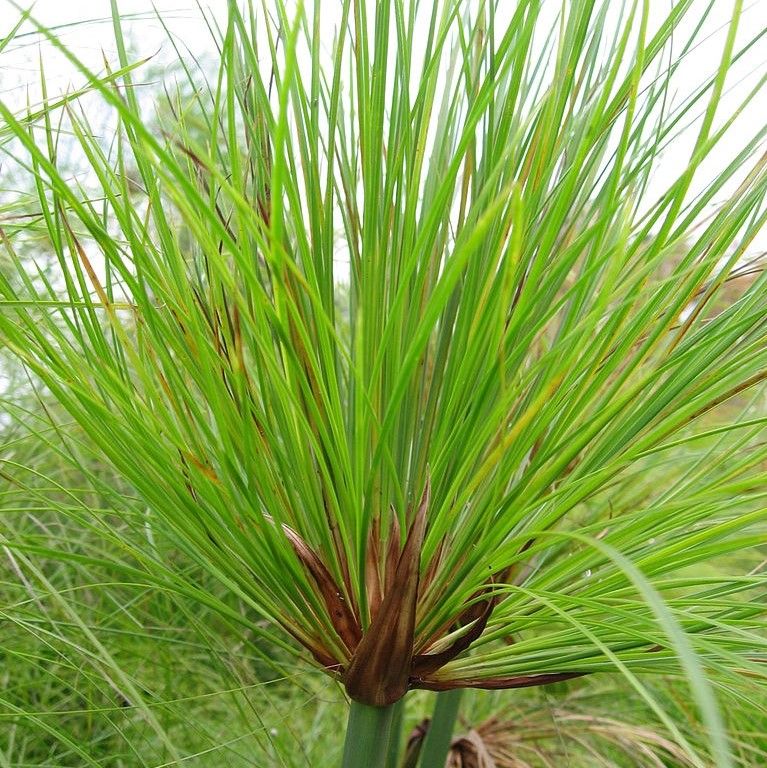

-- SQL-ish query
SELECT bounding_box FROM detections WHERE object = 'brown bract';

[280,479,581,706]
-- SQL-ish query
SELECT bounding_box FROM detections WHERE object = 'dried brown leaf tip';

[281,478,581,706]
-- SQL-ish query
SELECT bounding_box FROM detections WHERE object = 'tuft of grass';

[1,0,767,764]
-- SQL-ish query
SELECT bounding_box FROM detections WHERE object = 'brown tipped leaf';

[412,594,494,677]
[417,671,585,692]
[281,523,361,654]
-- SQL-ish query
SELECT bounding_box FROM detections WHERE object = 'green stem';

[385,698,406,768]
[342,699,400,768]
[417,690,464,768]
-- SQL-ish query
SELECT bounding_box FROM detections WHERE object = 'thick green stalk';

[385,699,406,768]
[342,700,400,768]
[418,690,464,768]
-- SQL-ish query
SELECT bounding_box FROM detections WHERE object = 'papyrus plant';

[2,0,767,764]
